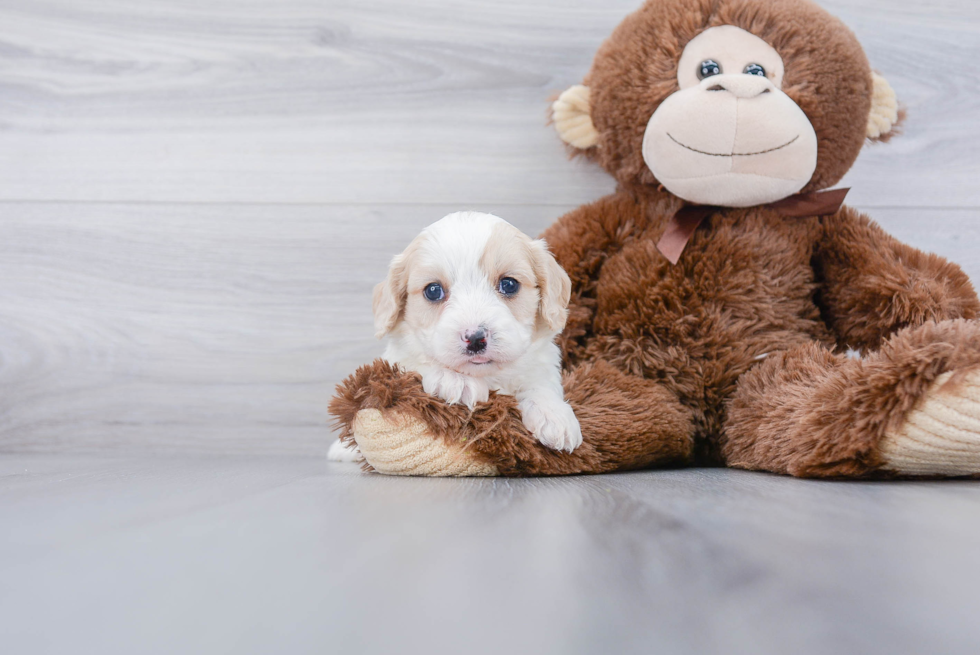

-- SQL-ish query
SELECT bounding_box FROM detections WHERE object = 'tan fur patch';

[403,253,449,334]
[867,72,899,140]
[373,240,411,338]
[529,239,571,333]
[374,236,442,338]
[480,222,540,326]
[552,84,599,149]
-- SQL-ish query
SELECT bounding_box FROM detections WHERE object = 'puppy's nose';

[464,328,487,354]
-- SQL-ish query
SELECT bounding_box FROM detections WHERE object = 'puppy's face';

[374,212,571,378]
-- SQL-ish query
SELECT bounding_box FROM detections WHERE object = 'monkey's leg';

[723,319,980,478]
[329,359,694,477]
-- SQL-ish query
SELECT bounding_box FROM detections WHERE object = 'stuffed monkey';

[330,0,980,478]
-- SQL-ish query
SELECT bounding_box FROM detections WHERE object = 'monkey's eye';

[498,277,520,296]
[423,282,445,302]
[697,59,722,80]
[743,63,766,77]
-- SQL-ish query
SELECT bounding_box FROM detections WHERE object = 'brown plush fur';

[814,210,978,352]
[724,320,980,477]
[329,359,694,476]
[537,186,978,469]
[330,0,980,478]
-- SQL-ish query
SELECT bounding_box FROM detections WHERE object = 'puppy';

[329,211,582,461]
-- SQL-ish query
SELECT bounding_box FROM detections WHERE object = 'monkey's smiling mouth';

[667,133,799,157]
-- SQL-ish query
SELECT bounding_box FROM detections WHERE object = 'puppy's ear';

[373,252,409,339]
[530,239,571,333]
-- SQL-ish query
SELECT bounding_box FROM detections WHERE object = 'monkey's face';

[641,26,818,207]
[550,0,901,208]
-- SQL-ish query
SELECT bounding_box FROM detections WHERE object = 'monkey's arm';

[539,191,649,363]
[813,206,979,352]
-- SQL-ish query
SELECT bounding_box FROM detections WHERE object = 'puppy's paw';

[327,439,361,463]
[458,376,491,409]
[422,368,489,409]
[519,397,583,453]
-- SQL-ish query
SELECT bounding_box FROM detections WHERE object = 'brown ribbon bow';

[655,188,851,265]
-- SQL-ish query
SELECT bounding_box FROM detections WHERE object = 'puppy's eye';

[697,59,722,80]
[498,277,520,296]
[423,282,445,302]
[743,63,766,77]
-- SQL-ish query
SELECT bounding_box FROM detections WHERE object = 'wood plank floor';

[3,455,980,655]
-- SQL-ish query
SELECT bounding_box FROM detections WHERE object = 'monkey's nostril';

[707,84,725,92]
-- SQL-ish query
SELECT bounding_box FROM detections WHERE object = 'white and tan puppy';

[329,211,581,462]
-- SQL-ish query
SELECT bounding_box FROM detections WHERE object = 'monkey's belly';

[586,232,833,458]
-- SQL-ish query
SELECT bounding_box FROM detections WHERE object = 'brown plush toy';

[329,0,980,478]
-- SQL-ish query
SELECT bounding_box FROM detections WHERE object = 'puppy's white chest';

[480,371,520,397]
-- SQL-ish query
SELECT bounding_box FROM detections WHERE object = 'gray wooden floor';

[2,1,980,653]
[4,455,980,655]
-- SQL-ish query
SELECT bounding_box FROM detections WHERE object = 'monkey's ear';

[552,85,599,149]
[867,72,901,141]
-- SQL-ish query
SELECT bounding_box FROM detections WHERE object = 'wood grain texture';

[0,0,978,206]
[0,202,569,453]
[2,3,979,649]
[3,455,980,655]
[0,0,979,453]
[0,203,977,454]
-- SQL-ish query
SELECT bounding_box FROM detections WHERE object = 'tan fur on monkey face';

[642,26,819,207]
[551,0,901,197]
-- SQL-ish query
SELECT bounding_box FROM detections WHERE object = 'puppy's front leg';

[518,389,583,453]
[327,439,361,462]
[420,366,490,410]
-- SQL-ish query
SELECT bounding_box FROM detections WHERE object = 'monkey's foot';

[351,409,498,477]
[881,369,980,476]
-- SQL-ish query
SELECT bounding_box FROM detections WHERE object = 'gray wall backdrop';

[1,0,978,454]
